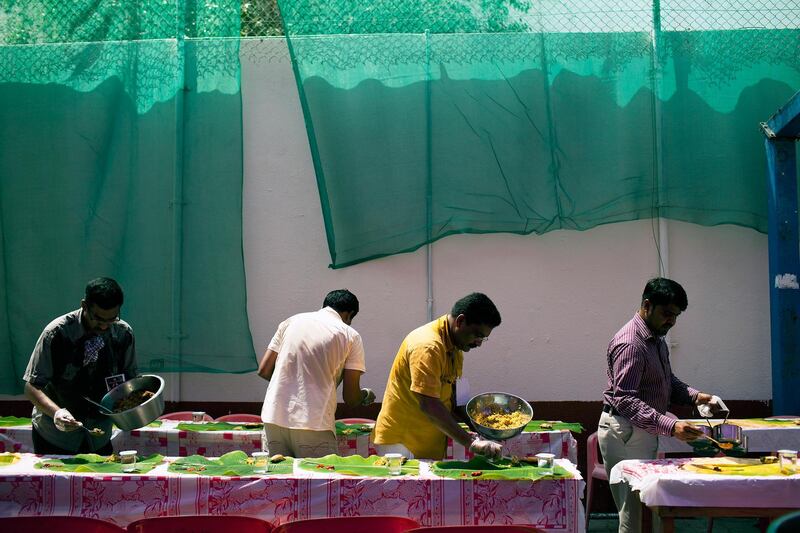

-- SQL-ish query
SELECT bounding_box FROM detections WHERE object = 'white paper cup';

[385,453,403,475]
[191,411,206,423]
[119,450,137,473]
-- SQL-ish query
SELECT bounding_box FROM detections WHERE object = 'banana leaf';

[682,458,786,476]
[0,453,21,465]
[688,439,748,458]
[522,420,584,433]
[35,453,164,473]
[175,422,263,432]
[335,421,373,436]
[0,416,31,427]
[298,454,420,477]
[431,456,572,480]
[168,450,293,476]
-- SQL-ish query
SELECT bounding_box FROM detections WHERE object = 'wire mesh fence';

[2,1,799,44]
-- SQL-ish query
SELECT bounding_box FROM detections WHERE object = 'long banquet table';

[0,420,578,462]
[0,453,586,531]
[611,458,800,532]
[658,417,800,454]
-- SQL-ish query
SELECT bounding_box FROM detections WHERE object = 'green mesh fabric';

[277,0,800,268]
[0,1,253,394]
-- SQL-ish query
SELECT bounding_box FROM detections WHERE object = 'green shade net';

[277,0,800,268]
[0,1,255,394]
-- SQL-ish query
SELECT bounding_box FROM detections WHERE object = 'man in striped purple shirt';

[598,278,725,533]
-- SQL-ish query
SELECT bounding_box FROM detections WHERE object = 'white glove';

[53,408,81,432]
[469,437,504,460]
[360,388,376,406]
[697,395,729,418]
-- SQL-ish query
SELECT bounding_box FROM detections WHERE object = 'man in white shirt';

[258,289,375,457]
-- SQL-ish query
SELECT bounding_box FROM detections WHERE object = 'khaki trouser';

[262,423,338,458]
[598,411,659,533]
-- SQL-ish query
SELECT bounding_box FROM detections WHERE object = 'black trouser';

[32,426,113,455]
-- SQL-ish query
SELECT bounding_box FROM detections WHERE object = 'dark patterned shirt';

[602,313,699,436]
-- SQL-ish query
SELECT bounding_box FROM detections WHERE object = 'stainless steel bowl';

[466,392,533,441]
[713,422,744,448]
[100,374,165,430]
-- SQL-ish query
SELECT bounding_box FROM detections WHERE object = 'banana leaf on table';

[176,421,263,432]
[431,456,572,480]
[168,450,293,476]
[0,416,31,427]
[298,454,420,477]
[35,453,164,473]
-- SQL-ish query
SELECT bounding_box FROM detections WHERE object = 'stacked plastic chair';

[127,515,273,532]
[272,516,419,533]
[335,417,377,424]
[157,411,213,421]
[0,516,124,532]
[408,527,544,532]
[585,431,608,528]
[215,414,263,423]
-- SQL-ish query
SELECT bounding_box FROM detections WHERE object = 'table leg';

[641,502,653,532]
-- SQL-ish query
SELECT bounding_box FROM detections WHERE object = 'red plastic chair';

[585,431,608,528]
[127,515,273,532]
[215,414,263,423]
[272,516,419,533]
[158,411,214,422]
[335,417,376,425]
[408,527,544,532]
[0,516,124,532]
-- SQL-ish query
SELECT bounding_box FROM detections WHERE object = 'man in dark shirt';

[598,278,724,532]
[23,277,137,454]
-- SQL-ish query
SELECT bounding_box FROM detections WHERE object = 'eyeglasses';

[85,306,120,325]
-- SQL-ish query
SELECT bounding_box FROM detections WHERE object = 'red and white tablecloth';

[610,458,800,509]
[0,454,585,532]
[0,421,578,463]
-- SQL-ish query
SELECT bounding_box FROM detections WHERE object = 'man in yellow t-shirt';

[374,292,505,459]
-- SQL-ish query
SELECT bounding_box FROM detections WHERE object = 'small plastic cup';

[191,411,206,423]
[535,452,555,474]
[119,450,137,473]
[252,451,270,474]
[778,449,797,475]
[385,453,403,475]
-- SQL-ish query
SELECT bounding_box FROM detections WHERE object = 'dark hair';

[323,289,359,315]
[451,292,501,328]
[641,278,687,311]
[85,277,124,309]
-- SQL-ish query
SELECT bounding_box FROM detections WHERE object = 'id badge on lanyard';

[105,374,126,391]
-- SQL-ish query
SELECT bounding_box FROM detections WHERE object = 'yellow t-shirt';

[373,315,464,459]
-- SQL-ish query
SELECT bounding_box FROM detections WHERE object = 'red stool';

[272,516,418,533]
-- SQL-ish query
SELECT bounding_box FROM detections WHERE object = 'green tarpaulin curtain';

[277,0,800,268]
[0,1,254,394]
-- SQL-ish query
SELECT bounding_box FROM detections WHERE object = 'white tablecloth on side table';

[611,458,800,509]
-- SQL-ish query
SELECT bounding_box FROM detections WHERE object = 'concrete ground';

[587,513,763,532]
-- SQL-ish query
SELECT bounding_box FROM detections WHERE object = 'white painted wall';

[177,39,771,404]
[2,39,772,405]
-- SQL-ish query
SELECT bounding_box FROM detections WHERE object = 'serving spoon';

[82,396,115,415]
[699,434,735,450]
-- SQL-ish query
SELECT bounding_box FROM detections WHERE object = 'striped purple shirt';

[602,313,699,436]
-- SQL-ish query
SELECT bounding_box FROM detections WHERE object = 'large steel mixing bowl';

[466,392,533,441]
[100,374,165,431]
